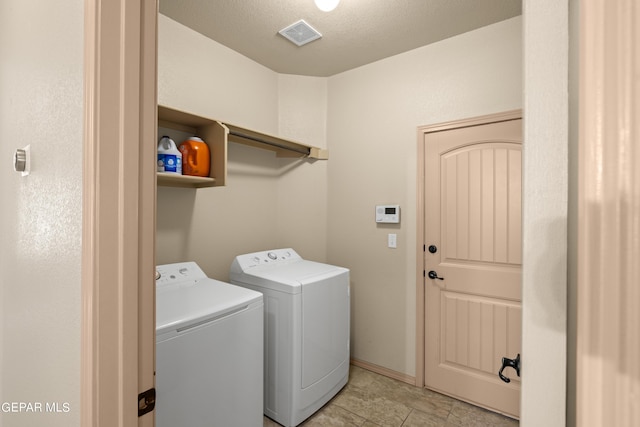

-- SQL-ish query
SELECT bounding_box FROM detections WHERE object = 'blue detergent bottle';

[157,136,182,174]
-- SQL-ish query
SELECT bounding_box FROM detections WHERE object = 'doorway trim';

[576,0,640,424]
[415,109,522,388]
[81,0,158,426]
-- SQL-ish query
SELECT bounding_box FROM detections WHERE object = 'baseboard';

[350,358,417,386]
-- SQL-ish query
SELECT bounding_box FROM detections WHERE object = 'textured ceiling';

[160,0,522,77]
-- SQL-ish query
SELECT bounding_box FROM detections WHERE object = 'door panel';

[442,145,522,266]
[424,118,522,418]
[442,293,521,376]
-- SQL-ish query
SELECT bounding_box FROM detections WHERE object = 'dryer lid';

[230,250,349,294]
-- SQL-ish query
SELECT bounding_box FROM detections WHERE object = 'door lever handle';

[427,270,444,280]
[498,353,521,383]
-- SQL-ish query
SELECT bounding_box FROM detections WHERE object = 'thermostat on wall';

[375,205,400,223]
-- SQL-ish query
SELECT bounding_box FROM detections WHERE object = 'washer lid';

[156,278,262,334]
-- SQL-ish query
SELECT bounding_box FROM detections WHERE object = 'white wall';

[0,1,83,426]
[522,1,568,426]
[157,15,330,280]
[276,74,329,262]
[326,17,522,377]
[157,14,280,278]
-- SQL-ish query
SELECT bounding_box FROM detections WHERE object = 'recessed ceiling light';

[314,0,340,12]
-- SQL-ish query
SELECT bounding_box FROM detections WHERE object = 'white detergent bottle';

[157,136,182,174]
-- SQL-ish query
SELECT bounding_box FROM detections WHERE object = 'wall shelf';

[157,172,215,188]
[223,123,328,160]
[157,105,327,188]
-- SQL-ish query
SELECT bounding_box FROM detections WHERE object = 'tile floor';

[264,365,519,427]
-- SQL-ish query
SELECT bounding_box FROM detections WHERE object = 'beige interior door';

[423,117,522,418]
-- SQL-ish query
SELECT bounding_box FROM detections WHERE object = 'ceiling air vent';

[279,19,322,47]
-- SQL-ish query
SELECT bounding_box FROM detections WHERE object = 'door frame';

[415,109,522,388]
[81,0,158,426]
[576,0,640,424]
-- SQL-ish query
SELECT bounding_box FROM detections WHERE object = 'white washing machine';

[230,248,350,427]
[155,262,264,427]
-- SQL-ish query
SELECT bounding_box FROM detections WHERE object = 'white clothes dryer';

[230,249,350,427]
[156,262,263,427]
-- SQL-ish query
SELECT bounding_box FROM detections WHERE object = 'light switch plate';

[388,233,397,248]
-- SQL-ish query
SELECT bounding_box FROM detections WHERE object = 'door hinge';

[138,388,156,417]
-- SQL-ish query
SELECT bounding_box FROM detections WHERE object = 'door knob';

[427,270,444,280]
[498,353,520,383]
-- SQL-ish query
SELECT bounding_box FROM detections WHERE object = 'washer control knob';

[267,252,277,260]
